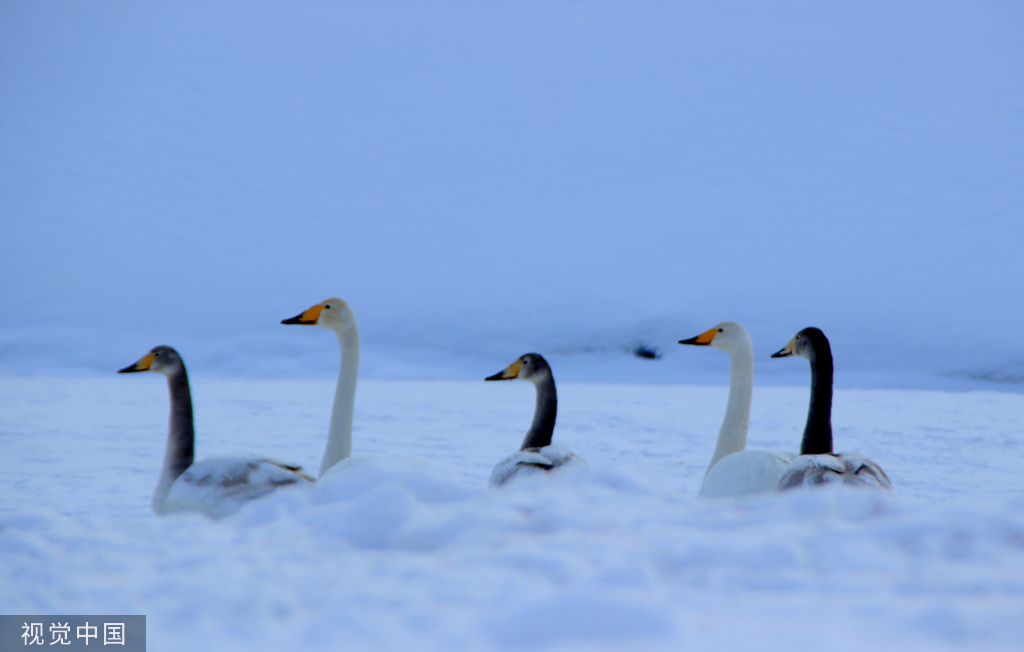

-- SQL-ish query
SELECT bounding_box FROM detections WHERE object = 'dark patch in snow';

[632,345,661,360]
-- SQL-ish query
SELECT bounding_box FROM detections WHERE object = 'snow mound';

[3,473,1024,651]
[3,378,1024,651]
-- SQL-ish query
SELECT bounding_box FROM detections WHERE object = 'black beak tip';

[484,372,504,381]
[678,336,704,346]
[770,350,786,358]
[117,365,139,373]
[281,315,307,325]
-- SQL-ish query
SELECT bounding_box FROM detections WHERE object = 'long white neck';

[320,324,359,477]
[705,339,753,474]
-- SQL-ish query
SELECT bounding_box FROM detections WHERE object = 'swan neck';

[707,344,753,472]
[521,374,557,450]
[155,367,195,510]
[320,325,359,477]
[801,337,834,455]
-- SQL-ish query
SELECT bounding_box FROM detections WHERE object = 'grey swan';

[485,353,586,486]
[119,346,313,517]
[770,328,892,490]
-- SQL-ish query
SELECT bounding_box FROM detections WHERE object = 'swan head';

[485,353,552,384]
[282,298,356,333]
[771,327,828,361]
[118,345,184,376]
[678,321,750,354]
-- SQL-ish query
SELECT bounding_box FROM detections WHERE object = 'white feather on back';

[699,450,795,498]
[777,452,892,491]
[160,456,314,518]
[488,445,587,487]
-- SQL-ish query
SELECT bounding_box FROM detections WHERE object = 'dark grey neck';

[800,332,834,456]
[165,367,196,481]
[521,374,557,450]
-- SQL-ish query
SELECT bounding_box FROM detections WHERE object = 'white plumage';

[282,298,362,478]
[699,450,794,498]
[680,323,795,497]
[488,445,587,487]
[777,452,892,490]
[160,456,314,518]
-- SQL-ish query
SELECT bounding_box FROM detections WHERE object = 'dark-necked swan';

[770,327,892,490]
[679,322,793,497]
[485,353,586,486]
[119,346,313,517]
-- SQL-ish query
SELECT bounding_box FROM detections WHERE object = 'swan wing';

[161,455,314,518]
[834,451,893,490]
[778,452,892,491]
[488,446,587,487]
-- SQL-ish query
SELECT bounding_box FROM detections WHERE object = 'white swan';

[282,298,360,478]
[771,327,892,490]
[679,323,793,497]
[485,353,586,486]
[119,346,314,518]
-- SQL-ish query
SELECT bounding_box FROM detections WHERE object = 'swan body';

[699,450,793,497]
[771,327,893,491]
[119,346,313,518]
[485,353,586,487]
[160,455,313,518]
[679,323,794,497]
[282,299,359,478]
[489,445,586,486]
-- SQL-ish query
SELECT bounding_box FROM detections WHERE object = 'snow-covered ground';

[2,376,1023,651]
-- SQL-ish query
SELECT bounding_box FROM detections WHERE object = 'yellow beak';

[485,359,523,381]
[282,304,325,325]
[679,327,719,346]
[771,337,797,358]
[118,353,155,373]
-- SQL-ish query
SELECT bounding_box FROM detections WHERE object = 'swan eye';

[154,353,160,357]
[523,360,529,365]
[718,329,723,333]
[325,304,331,309]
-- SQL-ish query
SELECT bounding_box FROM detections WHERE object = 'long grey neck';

[521,374,557,450]
[706,343,753,473]
[320,325,359,477]
[800,336,834,456]
[154,367,195,511]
